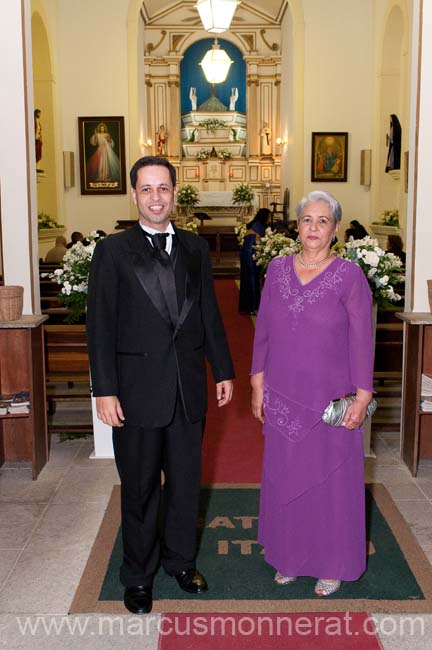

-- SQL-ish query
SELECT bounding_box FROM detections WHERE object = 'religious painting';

[78,116,126,195]
[311,132,348,182]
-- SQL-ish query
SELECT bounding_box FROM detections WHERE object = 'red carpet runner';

[201,279,263,484]
[161,280,382,650]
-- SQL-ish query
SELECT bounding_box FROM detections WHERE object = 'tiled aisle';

[0,431,432,649]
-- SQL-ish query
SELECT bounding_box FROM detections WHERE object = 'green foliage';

[44,232,104,322]
[176,184,200,208]
[232,183,255,205]
[38,212,64,231]
[372,209,400,227]
[198,118,227,133]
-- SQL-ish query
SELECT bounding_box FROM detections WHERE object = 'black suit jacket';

[86,222,234,427]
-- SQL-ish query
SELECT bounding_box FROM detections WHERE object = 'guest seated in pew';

[386,234,406,266]
[349,219,369,239]
[66,231,84,249]
[45,235,67,263]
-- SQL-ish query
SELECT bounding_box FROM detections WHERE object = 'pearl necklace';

[297,252,332,268]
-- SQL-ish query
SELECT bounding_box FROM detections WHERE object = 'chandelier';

[195,0,240,34]
[199,38,233,84]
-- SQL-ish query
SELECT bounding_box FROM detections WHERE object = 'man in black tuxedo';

[86,156,234,614]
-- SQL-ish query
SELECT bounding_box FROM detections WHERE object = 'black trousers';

[113,394,204,588]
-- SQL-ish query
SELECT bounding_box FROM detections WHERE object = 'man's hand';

[216,380,233,407]
[96,396,125,427]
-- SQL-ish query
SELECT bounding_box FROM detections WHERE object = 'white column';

[406,0,432,312]
[0,0,40,313]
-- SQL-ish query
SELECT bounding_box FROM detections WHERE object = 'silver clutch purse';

[322,395,377,427]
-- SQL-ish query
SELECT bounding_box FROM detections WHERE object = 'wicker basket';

[0,285,24,321]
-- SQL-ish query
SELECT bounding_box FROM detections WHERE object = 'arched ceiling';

[140,1,288,27]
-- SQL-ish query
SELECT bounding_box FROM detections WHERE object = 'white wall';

[300,0,374,234]
[56,0,132,237]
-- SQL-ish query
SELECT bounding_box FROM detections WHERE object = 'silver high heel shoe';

[274,571,297,585]
[314,578,341,596]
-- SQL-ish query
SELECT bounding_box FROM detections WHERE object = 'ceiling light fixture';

[199,38,233,84]
[195,0,240,34]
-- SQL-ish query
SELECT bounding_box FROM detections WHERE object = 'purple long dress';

[251,255,374,581]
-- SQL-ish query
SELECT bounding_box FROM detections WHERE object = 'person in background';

[45,235,67,263]
[66,231,84,249]
[344,227,357,242]
[386,234,406,265]
[349,220,369,240]
[239,208,271,315]
[251,190,374,597]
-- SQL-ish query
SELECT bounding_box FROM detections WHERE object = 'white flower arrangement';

[198,118,227,133]
[44,231,104,321]
[182,221,199,234]
[372,209,400,227]
[195,149,211,161]
[253,228,301,269]
[195,148,233,161]
[342,235,404,306]
[176,183,200,209]
[38,211,64,231]
[235,223,247,247]
[253,230,404,307]
[232,183,255,206]
[217,149,233,161]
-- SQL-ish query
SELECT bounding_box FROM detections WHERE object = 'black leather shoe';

[124,586,153,614]
[173,569,208,594]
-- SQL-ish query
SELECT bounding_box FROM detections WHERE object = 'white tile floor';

[0,431,431,648]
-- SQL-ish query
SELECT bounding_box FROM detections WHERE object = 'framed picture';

[78,116,127,195]
[311,132,348,182]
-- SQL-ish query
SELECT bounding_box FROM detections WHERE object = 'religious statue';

[189,87,197,111]
[260,122,272,156]
[34,108,42,165]
[229,88,239,111]
[385,113,402,172]
[157,125,167,156]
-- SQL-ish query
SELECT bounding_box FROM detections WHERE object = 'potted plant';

[38,212,64,231]
[44,231,104,322]
[232,183,255,221]
[176,183,200,221]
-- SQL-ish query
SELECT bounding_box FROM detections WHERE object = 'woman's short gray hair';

[295,191,342,225]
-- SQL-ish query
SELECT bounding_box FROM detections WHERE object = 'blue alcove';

[180,38,246,114]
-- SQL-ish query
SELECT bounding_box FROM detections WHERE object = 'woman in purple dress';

[250,191,374,597]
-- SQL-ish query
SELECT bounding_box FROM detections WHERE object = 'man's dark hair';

[130,156,177,189]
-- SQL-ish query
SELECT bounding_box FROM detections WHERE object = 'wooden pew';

[44,324,91,432]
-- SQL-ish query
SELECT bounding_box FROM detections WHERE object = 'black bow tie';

[146,232,169,252]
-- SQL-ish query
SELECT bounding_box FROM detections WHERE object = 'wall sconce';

[276,137,288,146]
[360,149,371,186]
[195,0,240,34]
[140,138,153,149]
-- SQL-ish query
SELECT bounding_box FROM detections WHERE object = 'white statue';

[229,87,239,111]
[189,87,197,111]
[260,122,272,156]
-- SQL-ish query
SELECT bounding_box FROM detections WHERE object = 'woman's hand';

[251,372,265,423]
[342,389,373,430]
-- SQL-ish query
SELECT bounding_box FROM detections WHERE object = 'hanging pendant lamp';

[195,0,240,34]
[199,38,233,84]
